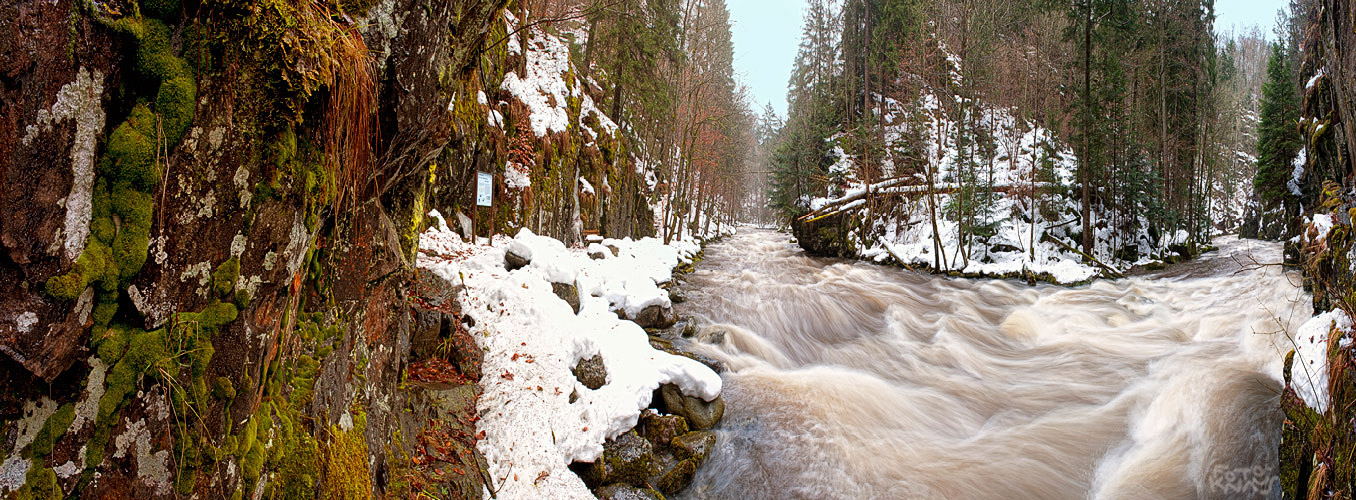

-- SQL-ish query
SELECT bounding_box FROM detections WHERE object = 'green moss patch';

[319,413,370,499]
[24,403,76,459]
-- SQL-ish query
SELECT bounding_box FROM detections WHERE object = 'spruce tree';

[1253,41,1300,210]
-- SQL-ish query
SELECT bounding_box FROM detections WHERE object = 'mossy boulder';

[653,458,696,494]
[659,384,724,430]
[637,410,688,446]
[578,430,659,487]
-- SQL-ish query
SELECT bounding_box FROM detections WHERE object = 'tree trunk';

[1081,0,1094,255]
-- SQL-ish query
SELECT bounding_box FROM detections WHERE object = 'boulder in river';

[671,430,716,466]
[578,430,660,486]
[654,458,698,493]
[638,410,689,445]
[660,383,725,430]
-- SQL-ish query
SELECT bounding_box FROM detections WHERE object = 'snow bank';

[416,223,719,499]
[1291,309,1351,413]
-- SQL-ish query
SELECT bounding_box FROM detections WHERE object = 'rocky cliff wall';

[1280,0,1356,497]
[0,0,648,497]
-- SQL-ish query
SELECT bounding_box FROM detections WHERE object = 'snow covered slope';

[806,85,1170,283]
[416,212,719,499]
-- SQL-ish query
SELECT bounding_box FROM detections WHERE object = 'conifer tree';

[1253,41,1300,211]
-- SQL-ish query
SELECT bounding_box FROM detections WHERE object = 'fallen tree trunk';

[800,182,1050,221]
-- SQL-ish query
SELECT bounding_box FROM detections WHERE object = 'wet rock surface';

[632,303,678,329]
[595,483,666,500]
[660,384,726,430]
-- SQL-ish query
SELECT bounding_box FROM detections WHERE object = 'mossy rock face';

[25,403,76,459]
[156,75,197,142]
[141,0,182,20]
[10,461,62,500]
[212,257,240,297]
[103,114,159,190]
[319,414,372,499]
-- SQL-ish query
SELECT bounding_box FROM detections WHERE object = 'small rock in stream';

[595,484,665,500]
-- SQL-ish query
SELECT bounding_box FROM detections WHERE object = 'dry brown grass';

[319,21,376,212]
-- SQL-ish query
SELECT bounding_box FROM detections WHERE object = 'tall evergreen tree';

[1253,41,1300,213]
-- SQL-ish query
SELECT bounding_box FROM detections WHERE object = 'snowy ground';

[416,213,722,499]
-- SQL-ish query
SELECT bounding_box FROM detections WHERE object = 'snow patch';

[500,21,572,136]
[1289,148,1306,197]
[1306,67,1325,90]
[1292,309,1351,413]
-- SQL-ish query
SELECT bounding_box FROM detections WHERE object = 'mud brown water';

[673,229,1310,500]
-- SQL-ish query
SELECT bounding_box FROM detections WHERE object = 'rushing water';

[672,229,1312,500]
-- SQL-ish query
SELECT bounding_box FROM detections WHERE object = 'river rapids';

[672,229,1310,500]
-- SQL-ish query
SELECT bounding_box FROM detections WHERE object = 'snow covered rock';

[630,303,678,329]
[553,280,582,313]
[1290,308,1351,413]
[660,383,725,430]
[572,354,607,390]
[504,248,531,270]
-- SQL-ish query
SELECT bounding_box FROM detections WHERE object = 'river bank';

[415,215,733,499]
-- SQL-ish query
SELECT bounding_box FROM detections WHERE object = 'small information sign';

[476,172,493,207]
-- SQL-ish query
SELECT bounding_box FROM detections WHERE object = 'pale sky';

[728,0,807,119]
[728,0,1291,120]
